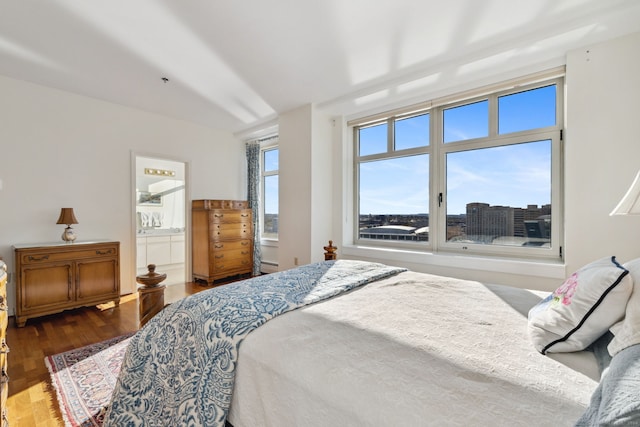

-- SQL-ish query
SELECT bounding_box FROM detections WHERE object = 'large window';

[262,147,279,238]
[354,76,563,260]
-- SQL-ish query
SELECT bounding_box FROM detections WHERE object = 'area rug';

[45,333,134,427]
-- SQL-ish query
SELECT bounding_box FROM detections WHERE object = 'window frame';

[352,75,564,261]
[260,142,279,240]
[354,112,432,252]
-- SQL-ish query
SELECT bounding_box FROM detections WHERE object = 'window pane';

[264,148,279,172]
[443,100,488,143]
[499,85,556,134]
[359,154,429,242]
[263,175,278,236]
[395,113,429,150]
[359,122,387,156]
[445,140,551,247]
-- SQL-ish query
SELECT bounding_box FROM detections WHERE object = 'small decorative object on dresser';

[192,200,253,285]
[14,240,120,327]
[324,240,337,260]
[0,260,8,426]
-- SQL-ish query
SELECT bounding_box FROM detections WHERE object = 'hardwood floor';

[6,281,213,426]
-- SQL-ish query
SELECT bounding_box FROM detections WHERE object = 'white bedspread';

[228,271,598,426]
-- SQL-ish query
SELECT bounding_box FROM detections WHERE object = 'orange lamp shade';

[56,208,79,225]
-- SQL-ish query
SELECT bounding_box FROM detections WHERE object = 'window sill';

[342,244,565,280]
[260,238,279,248]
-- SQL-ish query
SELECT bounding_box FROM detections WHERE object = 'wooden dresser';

[0,260,8,426]
[192,200,253,284]
[14,241,120,327]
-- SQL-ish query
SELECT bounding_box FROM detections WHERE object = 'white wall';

[277,104,334,270]
[564,31,640,272]
[278,105,313,270]
[0,75,245,311]
[310,110,334,262]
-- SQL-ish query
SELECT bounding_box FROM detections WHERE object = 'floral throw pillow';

[528,256,632,354]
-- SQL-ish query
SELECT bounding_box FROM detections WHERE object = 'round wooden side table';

[137,264,167,328]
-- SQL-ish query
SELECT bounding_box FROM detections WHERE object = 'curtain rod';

[247,134,279,144]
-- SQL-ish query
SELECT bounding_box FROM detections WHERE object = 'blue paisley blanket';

[103,260,405,426]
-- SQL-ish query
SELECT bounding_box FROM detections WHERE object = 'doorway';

[134,155,187,286]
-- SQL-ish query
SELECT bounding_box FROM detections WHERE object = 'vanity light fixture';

[57,208,79,242]
[144,168,175,177]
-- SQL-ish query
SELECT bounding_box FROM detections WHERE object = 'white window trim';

[341,244,566,280]
[350,73,565,263]
[260,139,279,242]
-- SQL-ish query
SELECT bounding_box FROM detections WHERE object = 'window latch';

[438,192,443,207]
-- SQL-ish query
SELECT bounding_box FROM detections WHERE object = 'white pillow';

[608,258,640,356]
[528,256,632,354]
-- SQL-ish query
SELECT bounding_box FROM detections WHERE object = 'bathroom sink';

[137,228,184,235]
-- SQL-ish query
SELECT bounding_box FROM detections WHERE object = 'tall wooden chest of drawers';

[192,200,253,284]
[14,241,120,327]
[0,260,8,427]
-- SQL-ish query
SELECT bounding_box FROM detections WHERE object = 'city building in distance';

[359,203,551,247]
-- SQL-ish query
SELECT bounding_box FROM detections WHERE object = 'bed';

[104,258,640,427]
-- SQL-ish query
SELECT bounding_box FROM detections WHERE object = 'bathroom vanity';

[137,230,185,285]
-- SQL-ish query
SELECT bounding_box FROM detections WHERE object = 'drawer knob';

[28,255,49,262]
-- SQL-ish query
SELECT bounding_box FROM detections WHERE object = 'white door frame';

[131,151,191,292]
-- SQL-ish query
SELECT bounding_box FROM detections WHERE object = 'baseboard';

[260,261,278,274]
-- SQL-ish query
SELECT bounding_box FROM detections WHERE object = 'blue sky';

[359,140,551,215]
[264,148,279,214]
[445,140,551,214]
[359,84,555,215]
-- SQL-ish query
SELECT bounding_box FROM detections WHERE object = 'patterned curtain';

[246,140,262,276]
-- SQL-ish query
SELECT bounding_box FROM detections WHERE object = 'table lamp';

[57,208,79,242]
[611,171,640,216]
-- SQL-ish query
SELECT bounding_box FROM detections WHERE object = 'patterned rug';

[45,333,134,427]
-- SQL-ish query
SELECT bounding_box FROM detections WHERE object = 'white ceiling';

[1,0,639,136]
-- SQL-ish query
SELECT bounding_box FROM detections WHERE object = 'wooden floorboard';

[6,280,215,426]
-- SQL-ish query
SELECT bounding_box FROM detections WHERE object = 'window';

[358,113,430,243]
[262,146,279,238]
[354,77,563,260]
